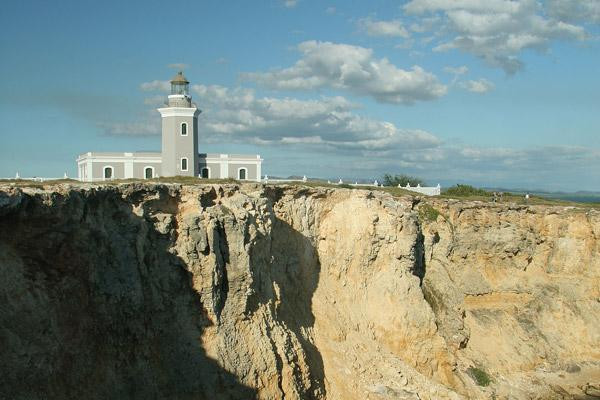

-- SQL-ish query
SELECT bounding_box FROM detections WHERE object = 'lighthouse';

[157,71,201,177]
[77,70,262,182]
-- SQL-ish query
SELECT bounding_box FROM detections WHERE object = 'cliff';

[0,183,598,399]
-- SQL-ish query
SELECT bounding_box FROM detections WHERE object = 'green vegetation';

[443,184,489,197]
[382,173,425,187]
[467,366,492,387]
[418,204,441,223]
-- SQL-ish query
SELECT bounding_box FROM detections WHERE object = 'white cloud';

[190,84,442,150]
[358,18,410,38]
[283,0,299,8]
[404,0,588,74]
[444,65,469,85]
[443,65,468,75]
[325,6,336,15]
[242,41,447,104]
[140,80,170,92]
[405,0,524,15]
[410,16,442,33]
[547,0,600,23]
[460,78,495,93]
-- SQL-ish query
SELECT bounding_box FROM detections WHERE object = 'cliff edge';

[0,183,598,399]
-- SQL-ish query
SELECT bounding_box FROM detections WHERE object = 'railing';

[1,173,71,182]
[261,175,441,196]
[398,183,441,196]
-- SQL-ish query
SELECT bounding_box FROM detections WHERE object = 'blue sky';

[1,0,599,191]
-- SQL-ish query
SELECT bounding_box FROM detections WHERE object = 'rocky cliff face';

[0,183,598,399]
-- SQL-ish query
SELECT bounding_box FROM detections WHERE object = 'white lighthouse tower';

[157,71,201,177]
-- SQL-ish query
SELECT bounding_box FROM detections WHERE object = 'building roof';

[77,151,161,160]
[170,71,189,84]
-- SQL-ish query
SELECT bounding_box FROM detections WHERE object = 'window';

[238,168,247,180]
[181,122,187,136]
[103,166,113,180]
[144,167,153,179]
[181,158,188,171]
[201,167,210,179]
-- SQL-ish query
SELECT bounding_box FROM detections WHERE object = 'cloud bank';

[403,0,588,74]
[358,18,410,38]
[242,41,447,104]
[191,84,442,151]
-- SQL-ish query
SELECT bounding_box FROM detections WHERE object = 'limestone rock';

[0,183,598,399]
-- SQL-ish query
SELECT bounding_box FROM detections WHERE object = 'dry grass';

[0,176,239,188]
[1,177,597,209]
[438,192,600,209]
[268,180,418,196]
[0,178,81,188]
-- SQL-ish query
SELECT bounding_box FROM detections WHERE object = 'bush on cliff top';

[418,204,440,223]
[382,174,425,187]
[443,184,489,197]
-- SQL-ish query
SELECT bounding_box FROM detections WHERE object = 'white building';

[77,72,262,182]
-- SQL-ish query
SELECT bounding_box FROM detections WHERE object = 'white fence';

[398,183,441,196]
[1,172,71,182]
[262,175,382,187]
[263,175,441,196]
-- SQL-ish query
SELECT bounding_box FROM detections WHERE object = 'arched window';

[103,166,113,180]
[181,158,188,171]
[144,167,154,179]
[181,122,188,136]
[238,168,247,180]
[201,167,210,179]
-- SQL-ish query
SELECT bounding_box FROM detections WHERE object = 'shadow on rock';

[268,217,326,399]
[0,188,256,400]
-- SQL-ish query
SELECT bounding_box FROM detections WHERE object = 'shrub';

[419,204,440,223]
[382,174,425,187]
[443,184,488,197]
[467,367,492,386]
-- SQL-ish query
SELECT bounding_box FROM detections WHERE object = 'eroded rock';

[0,183,598,400]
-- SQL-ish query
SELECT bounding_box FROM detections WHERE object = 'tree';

[382,174,425,187]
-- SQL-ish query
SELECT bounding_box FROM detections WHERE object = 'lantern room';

[170,71,189,96]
